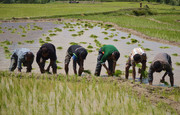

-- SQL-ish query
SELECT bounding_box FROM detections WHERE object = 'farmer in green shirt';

[94,45,120,76]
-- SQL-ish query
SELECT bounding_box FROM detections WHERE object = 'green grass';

[0,71,178,114]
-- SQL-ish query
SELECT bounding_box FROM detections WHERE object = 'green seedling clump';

[70,42,79,45]
[130,39,139,44]
[24,40,34,44]
[87,49,93,53]
[104,37,109,40]
[87,45,93,49]
[1,40,12,45]
[114,70,122,77]
[90,34,98,39]
[110,29,116,31]
[57,66,62,69]
[121,36,126,39]
[49,33,56,37]
[77,30,84,36]
[113,39,118,41]
[46,37,52,41]
[57,46,63,50]
[68,29,75,31]
[102,31,108,35]
[54,28,62,32]
[172,53,178,56]
[80,42,87,44]
[143,48,152,51]
[72,34,78,37]
[159,46,170,49]
[175,62,180,66]
[21,35,26,37]
[126,42,131,45]
[83,70,91,74]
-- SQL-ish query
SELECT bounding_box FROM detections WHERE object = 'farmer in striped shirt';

[125,48,147,82]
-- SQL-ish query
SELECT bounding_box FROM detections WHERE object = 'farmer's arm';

[78,58,84,76]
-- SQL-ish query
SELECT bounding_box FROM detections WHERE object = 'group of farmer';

[9,43,174,87]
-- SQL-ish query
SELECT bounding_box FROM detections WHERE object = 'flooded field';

[0,21,180,86]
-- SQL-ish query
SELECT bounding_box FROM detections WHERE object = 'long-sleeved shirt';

[148,53,173,82]
[36,43,57,63]
[11,48,31,70]
[100,45,119,64]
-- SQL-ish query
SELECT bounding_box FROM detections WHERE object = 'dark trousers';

[39,58,57,73]
[9,54,32,72]
[94,49,113,76]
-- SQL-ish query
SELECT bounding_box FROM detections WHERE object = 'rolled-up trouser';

[95,49,103,76]
[9,54,18,71]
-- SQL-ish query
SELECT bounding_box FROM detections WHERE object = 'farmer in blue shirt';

[64,45,88,76]
[9,48,34,72]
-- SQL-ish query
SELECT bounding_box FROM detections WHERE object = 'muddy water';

[0,21,180,86]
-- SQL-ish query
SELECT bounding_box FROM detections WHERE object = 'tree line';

[0,0,179,6]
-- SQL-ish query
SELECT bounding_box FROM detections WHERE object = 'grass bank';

[0,71,179,114]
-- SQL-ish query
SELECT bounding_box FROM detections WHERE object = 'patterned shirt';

[129,48,147,66]
[11,48,31,70]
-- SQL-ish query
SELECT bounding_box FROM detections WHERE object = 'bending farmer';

[65,45,88,76]
[36,43,57,74]
[94,45,120,76]
[125,48,147,82]
[9,48,34,72]
[148,53,174,86]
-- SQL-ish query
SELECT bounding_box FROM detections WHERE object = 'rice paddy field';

[0,1,180,115]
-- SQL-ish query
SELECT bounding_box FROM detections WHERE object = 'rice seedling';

[130,39,139,44]
[83,70,91,74]
[124,55,129,58]
[57,66,62,69]
[46,37,52,41]
[126,42,131,45]
[39,38,47,45]
[148,61,152,64]
[56,60,61,63]
[87,45,93,49]
[42,34,47,36]
[69,42,79,45]
[0,30,4,33]
[77,30,84,36]
[159,46,170,49]
[90,34,98,39]
[33,26,43,30]
[93,40,102,48]
[143,48,152,51]
[110,29,116,31]
[1,40,12,45]
[68,29,75,31]
[87,49,93,53]
[121,36,126,39]
[11,28,17,33]
[18,42,23,45]
[48,30,53,33]
[49,33,56,37]
[54,28,62,32]
[104,37,109,40]
[71,34,78,37]
[172,53,178,56]
[114,70,122,77]
[102,31,108,35]
[21,35,26,37]
[24,40,34,44]
[113,39,118,41]
[57,46,63,50]
[128,34,131,38]
[175,62,180,66]
[79,42,87,44]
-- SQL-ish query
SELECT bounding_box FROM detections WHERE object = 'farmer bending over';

[125,48,147,82]
[148,53,174,86]
[9,48,34,72]
[36,43,57,74]
[94,45,120,76]
[65,45,88,76]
